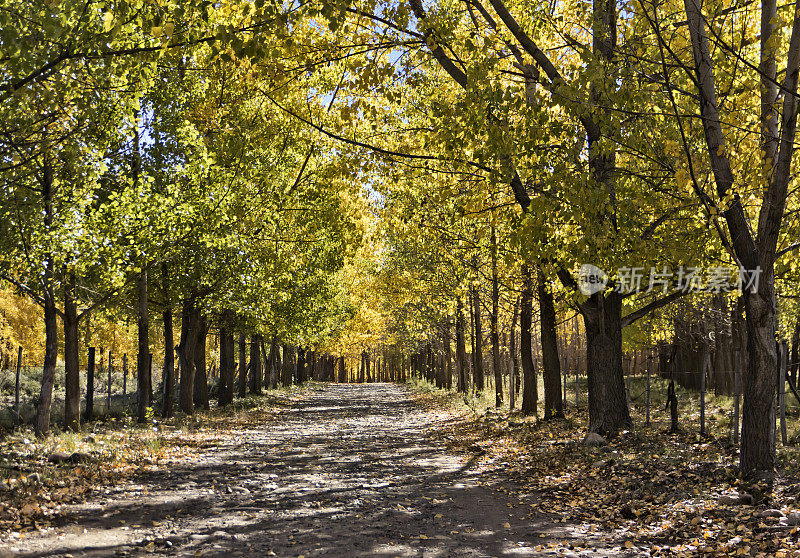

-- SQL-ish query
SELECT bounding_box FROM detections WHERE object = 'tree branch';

[622,290,686,328]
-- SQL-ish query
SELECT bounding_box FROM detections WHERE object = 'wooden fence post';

[85,347,96,421]
[108,351,113,415]
[14,346,22,424]
[122,354,128,407]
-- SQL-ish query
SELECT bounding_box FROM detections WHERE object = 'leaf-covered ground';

[428,383,800,558]
[0,382,799,557]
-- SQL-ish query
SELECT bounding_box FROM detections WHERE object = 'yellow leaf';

[103,12,114,33]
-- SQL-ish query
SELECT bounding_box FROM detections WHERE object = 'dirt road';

[6,384,641,557]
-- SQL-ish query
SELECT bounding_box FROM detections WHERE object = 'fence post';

[733,349,741,446]
[85,347,96,421]
[14,346,22,424]
[780,341,788,446]
[122,354,128,407]
[108,351,113,415]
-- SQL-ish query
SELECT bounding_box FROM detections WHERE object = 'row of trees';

[0,0,367,435]
[2,0,800,481]
[309,0,800,481]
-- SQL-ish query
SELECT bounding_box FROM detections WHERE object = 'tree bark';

[34,158,57,438]
[510,297,520,410]
[193,315,209,409]
[178,299,199,414]
[520,264,538,416]
[472,284,484,393]
[35,286,58,437]
[238,333,247,397]
[455,297,468,393]
[538,267,563,419]
[268,337,279,389]
[297,347,307,383]
[445,315,453,390]
[580,291,631,435]
[136,265,150,423]
[791,317,800,386]
[219,325,234,406]
[63,272,80,431]
[249,335,262,394]
[282,344,293,385]
[490,224,503,406]
[161,263,175,417]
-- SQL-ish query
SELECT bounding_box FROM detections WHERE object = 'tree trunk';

[472,285,484,393]
[490,224,502,406]
[510,297,520,411]
[445,315,453,390]
[136,265,150,423]
[307,349,315,382]
[338,356,346,383]
[580,291,631,435]
[161,264,175,418]
[538,267,563,419]
[238,333,247,397]
[178,299,199,414]
[791,316,800,387]
[682,0,800,478]
[456,297,468,393]
[193,315,209,410]
[520,264,538,416]
[297,347,307,383]
[35,287,58,437]
[63,272,80,431]
[219,326,234,406]
[34,158,57,438]
[740,285,778,477]
[268,337,279,389]
[249,335,262,394]
[282,344,293,385]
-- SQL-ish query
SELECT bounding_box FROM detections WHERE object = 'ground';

[3,382,800,557]
[1,384,648,557]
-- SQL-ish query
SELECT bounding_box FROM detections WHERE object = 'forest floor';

[0,383,799,557]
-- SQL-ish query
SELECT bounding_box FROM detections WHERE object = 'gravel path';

[5,384,641,557]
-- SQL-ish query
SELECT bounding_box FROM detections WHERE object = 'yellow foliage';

[0,287,45,366]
